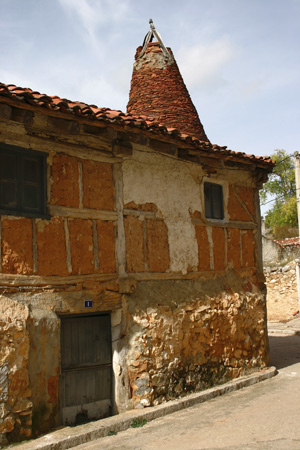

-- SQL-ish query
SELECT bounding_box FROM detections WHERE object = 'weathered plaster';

[123,150,204,274]
[28,308,60,435]
[111,307,131,414]
[134,50,174,71]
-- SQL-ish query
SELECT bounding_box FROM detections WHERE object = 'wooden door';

[60,314,112,426]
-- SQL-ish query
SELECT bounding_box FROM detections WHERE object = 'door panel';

[60,314,112,426]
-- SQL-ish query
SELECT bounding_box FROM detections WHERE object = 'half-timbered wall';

[0,101,269,443]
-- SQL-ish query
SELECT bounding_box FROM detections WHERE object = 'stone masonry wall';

[265,261,299,321]
[125,274,268,408]
[0,297,31,443]
[0,284,122,445]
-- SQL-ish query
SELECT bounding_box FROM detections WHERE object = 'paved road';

[75,332,300,450]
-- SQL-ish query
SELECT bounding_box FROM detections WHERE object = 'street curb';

[268,329,300,336]
[8,366,277,450]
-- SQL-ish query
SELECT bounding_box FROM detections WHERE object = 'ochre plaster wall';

[1,154,116,277]
[123,151,203,274]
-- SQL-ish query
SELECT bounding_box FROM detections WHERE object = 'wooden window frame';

[0,143,49,218]
[204,181,224,220]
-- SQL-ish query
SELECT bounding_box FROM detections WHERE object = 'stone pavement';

[6,317,300,450]
[268,315,300,335]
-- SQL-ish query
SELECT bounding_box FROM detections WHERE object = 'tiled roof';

[0,82,274,168]
[274,237,300,248]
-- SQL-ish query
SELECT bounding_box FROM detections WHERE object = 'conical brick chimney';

[127,20,209,142]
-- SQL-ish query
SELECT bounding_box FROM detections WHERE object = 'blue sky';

[0,0,299,163]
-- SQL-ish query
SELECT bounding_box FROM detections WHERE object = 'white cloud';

[58,0,130,52]
[176,37,236,92]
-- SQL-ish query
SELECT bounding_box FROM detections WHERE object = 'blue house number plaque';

[84,300,93,308]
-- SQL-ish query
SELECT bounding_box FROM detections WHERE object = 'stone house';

[262,235,300,266]
[0,24,274,443]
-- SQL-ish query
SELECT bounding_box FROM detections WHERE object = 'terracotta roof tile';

[274,237,300,248]
[0,81,274,169]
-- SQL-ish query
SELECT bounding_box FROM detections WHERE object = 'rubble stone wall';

[0,297,31,443]
[0,285,122,444]
[265,261,299,321]
[125,274,268,408]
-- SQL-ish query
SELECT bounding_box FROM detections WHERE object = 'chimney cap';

[139,19,173,61]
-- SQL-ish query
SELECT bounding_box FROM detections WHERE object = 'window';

[0,143,47,217]
[204,182,224,220]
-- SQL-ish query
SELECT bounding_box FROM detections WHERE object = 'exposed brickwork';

[124,201,158,212]
[51,154,79,208]
[68,218,94,275]
[146,219,170,272]
[1,218,33,274]
[227,228,241,269]
[190,210,202,220]
[212,227,226,271]
[36,217,68,276]
[236,186,255,217]
[242,230,255,268]
[124,216,145,272]
[195,225,210,271]
[82,160,114,210]
[228,185,252,221]
[127,43,209,142]
[96,220,116,273]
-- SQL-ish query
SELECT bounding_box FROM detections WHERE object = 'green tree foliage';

[260,149,298,239]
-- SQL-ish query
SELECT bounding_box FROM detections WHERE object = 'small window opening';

[0,143,47,217]
[204,182,224,220]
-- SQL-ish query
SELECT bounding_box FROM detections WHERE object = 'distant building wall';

[262,235,300,266]
[262,236,280,265]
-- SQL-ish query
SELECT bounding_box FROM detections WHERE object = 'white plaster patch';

[122,151,204,273]
[134,51,174,71]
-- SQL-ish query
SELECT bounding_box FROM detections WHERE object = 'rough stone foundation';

[0,297,32,444]
[125,274,268,409]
